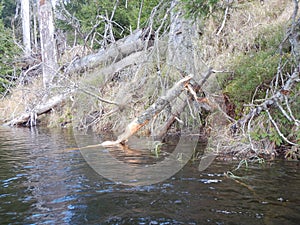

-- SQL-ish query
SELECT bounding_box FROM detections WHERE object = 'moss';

[253,25,287,52]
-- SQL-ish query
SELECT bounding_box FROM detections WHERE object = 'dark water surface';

[0,127,299,225]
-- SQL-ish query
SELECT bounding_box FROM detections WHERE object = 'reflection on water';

[0,126,299,224]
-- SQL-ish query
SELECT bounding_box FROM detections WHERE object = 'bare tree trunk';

[167,0,199,74]
[65,29,152,74]
[21,0,31,56]
[39,0,58,88]
[151,0,204,138]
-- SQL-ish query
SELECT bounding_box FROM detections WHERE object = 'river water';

[0,126,299,225]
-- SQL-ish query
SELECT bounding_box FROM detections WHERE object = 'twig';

[216,6,229,36]
[266,109,298,146]
[284,96,300,126]
[78,88,119,106]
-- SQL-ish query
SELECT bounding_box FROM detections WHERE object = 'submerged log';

[101,75,194,146]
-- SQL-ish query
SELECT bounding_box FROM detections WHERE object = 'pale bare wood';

[65,29,153,74]
[3,92,71,126]
[101,75,194,146]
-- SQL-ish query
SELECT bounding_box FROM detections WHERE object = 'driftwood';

[65,29,153,74]
[101,75,194,146]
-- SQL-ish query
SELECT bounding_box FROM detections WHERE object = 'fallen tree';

[65,29,153,74]
[3,29,154,127]
[100,68,214,146]
[232,67,300,129]
[3,91,72,126]
[231,66,300,146]
[100,74,194,146]
[152,68,214,140]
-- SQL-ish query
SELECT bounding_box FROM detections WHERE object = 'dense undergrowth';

[197,0,299,159]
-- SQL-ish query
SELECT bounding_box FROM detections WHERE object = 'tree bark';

[167,0,199,74]
[21,0,31,56]
[65,29,153,74]
[39,0,58,88]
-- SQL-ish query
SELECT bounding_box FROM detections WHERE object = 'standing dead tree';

[39,0,58,88]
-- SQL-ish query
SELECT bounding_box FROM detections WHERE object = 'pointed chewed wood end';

[100,140,123,147]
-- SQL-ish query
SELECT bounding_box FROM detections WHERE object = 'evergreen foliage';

[0,0,16,28]
[56,0,162,48]
[0,3,20,94]
[180,0,220,19]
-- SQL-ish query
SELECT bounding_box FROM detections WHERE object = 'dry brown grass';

[199,0,295,158]
[0,79,45,124]
[200,0,293,68]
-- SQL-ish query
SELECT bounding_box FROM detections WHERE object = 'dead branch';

[216,6,230,36]
[266,109,298,146]
[78,88,119,106]
[232,67,300,138]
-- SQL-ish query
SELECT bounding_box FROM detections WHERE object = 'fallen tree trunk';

[65,29,153,74]
[154,99,188,141]
[4,29,153,127]
[3,92,71,126]
[99,50,147,83]
[101,74,194,146]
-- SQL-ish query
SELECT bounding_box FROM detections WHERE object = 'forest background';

[0,0,299,161]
